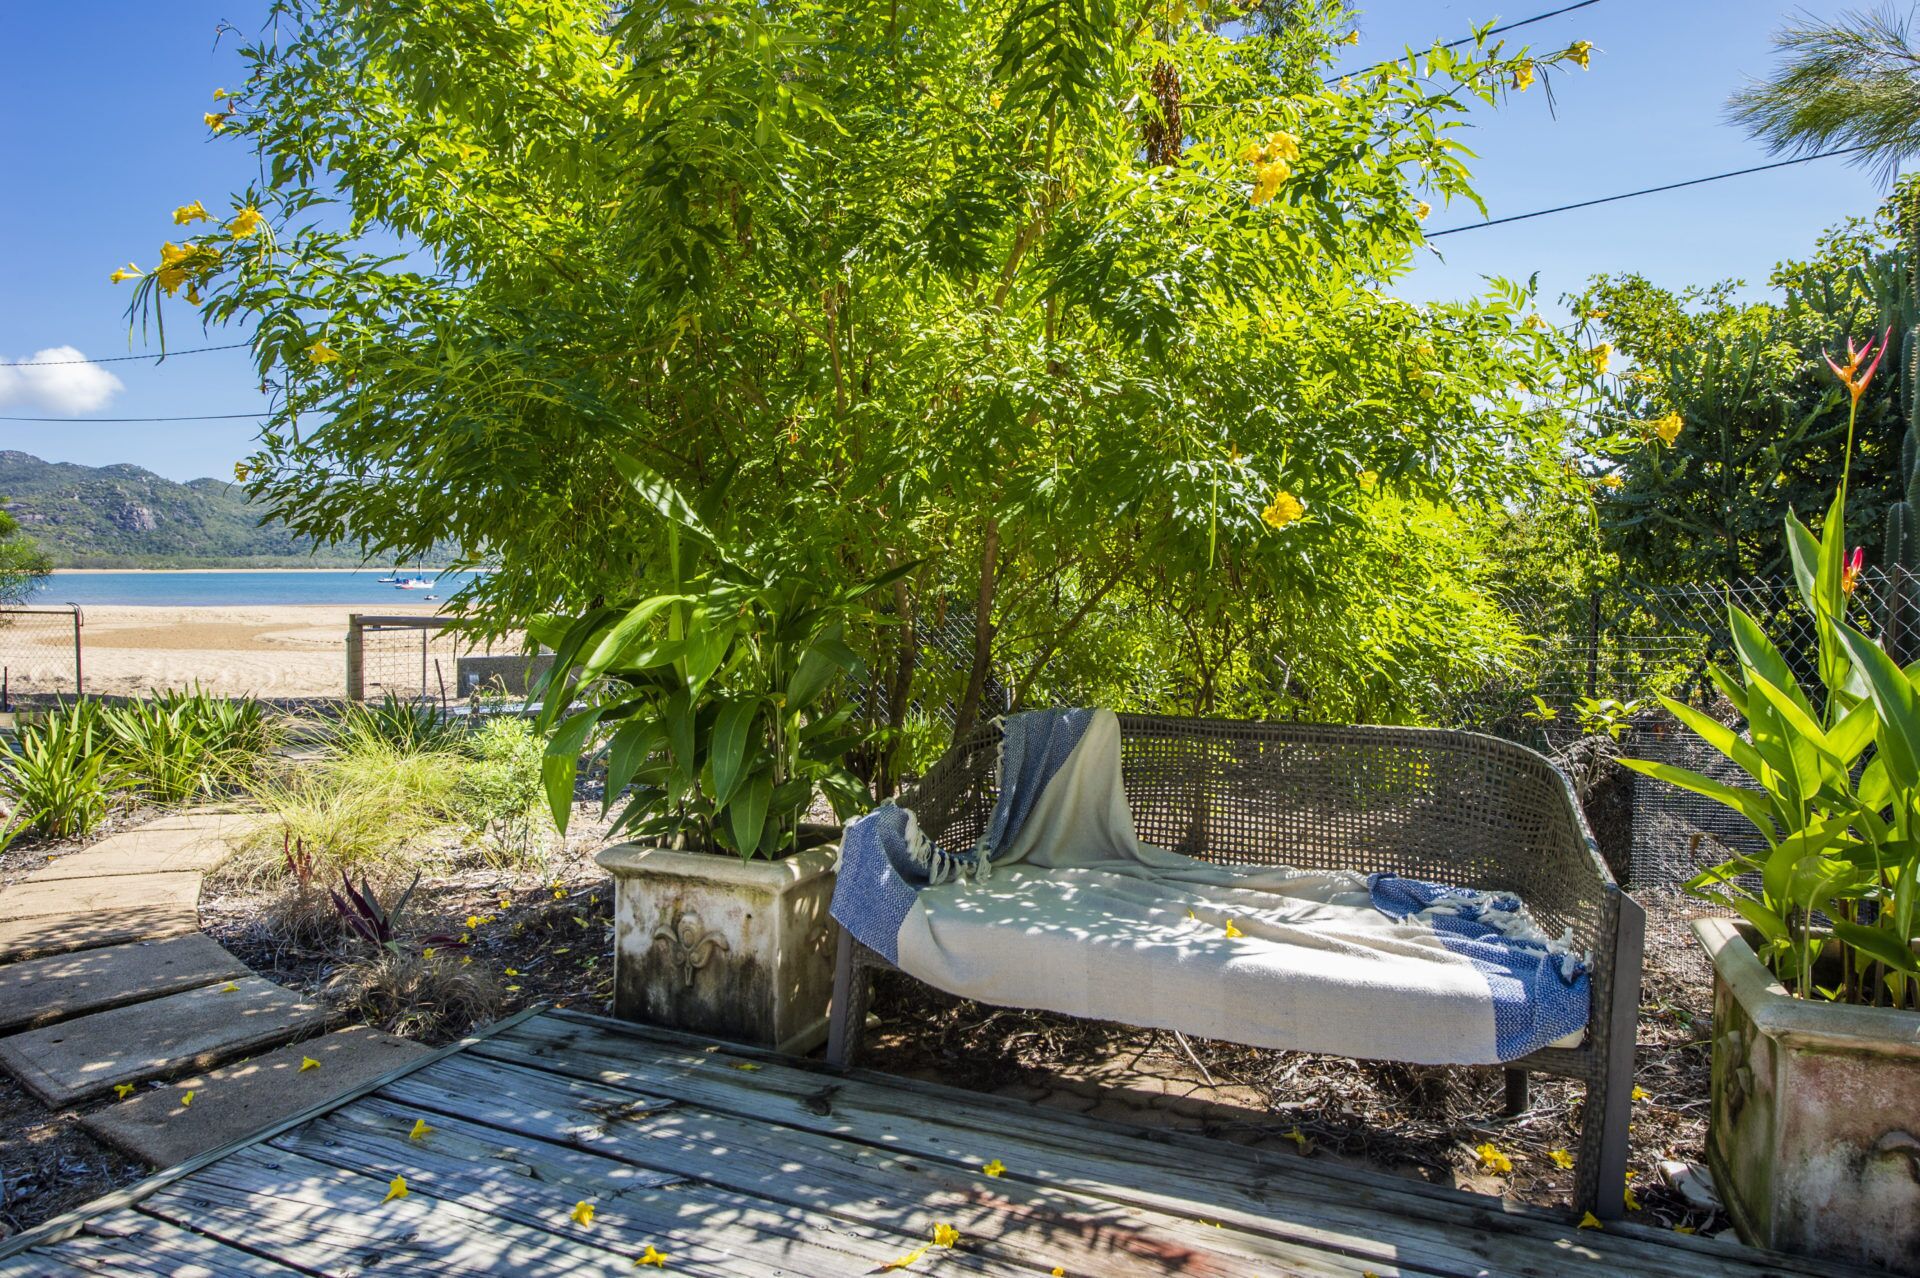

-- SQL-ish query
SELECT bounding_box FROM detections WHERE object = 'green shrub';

[334,695,463,756]
[448,716,549,865]
[0,701,116,838]
[101,687,273,804]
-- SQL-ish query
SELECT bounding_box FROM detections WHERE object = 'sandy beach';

[1,605,461,700]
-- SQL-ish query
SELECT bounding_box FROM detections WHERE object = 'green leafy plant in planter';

[535,456,906,859]
[1625,330,1918,1009]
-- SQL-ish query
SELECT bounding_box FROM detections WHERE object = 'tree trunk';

[953,517,1000,743]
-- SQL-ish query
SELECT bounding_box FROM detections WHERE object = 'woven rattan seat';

[826,714,1645,1219]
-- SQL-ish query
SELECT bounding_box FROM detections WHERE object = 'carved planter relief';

[598,843,839,1054]
[1695,917,1920,1276]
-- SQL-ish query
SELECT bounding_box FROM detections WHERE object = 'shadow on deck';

[0,1006,1867,1276]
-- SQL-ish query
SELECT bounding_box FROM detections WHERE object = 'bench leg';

[1577,891,1646,1220]
[826,927,871,1068]
[1504,1068,1530,1117]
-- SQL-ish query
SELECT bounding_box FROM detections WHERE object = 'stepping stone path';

[0,809,427,1171]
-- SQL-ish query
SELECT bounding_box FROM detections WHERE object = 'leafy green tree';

[0,499,51,604]
[1577,210,1905,584]
[125,0,1594,768]
[1729,5,1920,180]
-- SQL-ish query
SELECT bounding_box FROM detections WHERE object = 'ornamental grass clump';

[1627,328,1917,1010]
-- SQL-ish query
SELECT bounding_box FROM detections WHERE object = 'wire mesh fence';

[0,605,83,704]
[346,615,545,705]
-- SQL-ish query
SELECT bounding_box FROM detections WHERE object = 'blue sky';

[0,0,1895,482]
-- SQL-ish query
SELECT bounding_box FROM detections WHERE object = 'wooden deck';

[0,1007,1862,1277]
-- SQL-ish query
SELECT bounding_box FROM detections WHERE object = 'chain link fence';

[345,615,545,705]
[0,606,83,704]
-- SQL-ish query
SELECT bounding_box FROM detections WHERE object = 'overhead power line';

[1326,0,1602,85]
[0,342,252,367]
[1425,145,1870,237]
[0,412,268,423]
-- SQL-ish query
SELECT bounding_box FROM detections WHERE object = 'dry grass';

[325,949,505,1045]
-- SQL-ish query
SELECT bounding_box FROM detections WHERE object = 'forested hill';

[0,451,363,567]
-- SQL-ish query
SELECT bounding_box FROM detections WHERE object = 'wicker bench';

[826,715,1645,1219]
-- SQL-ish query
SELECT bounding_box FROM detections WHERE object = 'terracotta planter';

[1694,917,1920,1274]
[597,841,839,1054]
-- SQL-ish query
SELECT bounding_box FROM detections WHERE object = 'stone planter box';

[1694,917,1920,1275]
[597,840,839,1055]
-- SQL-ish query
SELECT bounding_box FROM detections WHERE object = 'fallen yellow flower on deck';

[409,1118,432,1141]
[383,1174,408,1203]
[180,1090,195,1108]
[1548,1149,1575,1169]
[114,1083,136,1099]
[505,968,520,977]
[1632,1086,1649,1102]
[1284,1127,1311,1153]
[1475,1142,1512,1174]
[299,1056,320,1072]
[220,982,239,992]
[729,1062,762,1072]
[571,1200,595,1227]
[880,1244,929,1270]
[1673,1224,1696,1235]
[1223,920,1244,939]
[633,1244,669,1267]
[933,1223,959,1248]
[1578,1210,1602,1230]
[981,1159,1005,1178]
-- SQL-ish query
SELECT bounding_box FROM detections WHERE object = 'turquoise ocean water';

[27,570,484,607]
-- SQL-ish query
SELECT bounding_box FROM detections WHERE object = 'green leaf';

[728,770,773,860]
[787,632,862,712]
[1727,606,1817,721]
[1832,621,1920,792]
[1619,757,1778,842]
[1828,919,1920,975]
[1655,694,1769,787]
[709,697,760,809]
[602,718,666,815]
[612,452,715,547]
[542,706,604,833]
[581,594,694,681]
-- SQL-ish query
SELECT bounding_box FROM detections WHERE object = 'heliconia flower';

[110,264,143,284]
[383,1174,408,1203]
[1825,327,1890,404]
[1843,547,1865,595]
[571,1200,595,1227]
[981,1159,1005,1178]
[1569,40,1593,69]
[634,1244,669,1267]
[229,205,266,239]
[1475,1142,1513,1174]
[409,1118,433,1141]
[299,1056,321,1072]
[932,1223,959,1248]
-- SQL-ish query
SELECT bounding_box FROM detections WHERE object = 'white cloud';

[0,347,126,415]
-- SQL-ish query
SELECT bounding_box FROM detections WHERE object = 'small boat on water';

[393,576,436,590]
[376,574,399,583]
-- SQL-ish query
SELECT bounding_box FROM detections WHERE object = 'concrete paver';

[0,975,336,1106]
[0,934,250,1033]
[83,1026,429,1167]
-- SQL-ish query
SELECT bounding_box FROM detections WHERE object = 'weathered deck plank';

[0,1210,309,1276]
[380,1051,1371,1277]
[495,1012,1856,1278]
[0,1008,1877,1278]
